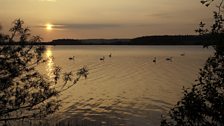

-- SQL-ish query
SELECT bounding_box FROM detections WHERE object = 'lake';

[41,45,213,126]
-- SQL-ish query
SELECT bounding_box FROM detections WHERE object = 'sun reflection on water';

[46,47,55,80]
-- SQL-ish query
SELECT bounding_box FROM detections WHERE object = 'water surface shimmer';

[42,45,212,126]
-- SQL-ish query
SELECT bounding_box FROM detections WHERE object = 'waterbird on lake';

[109,53,112,58]
[180,53,185,56]
[68,56,75,60]
[100,56,105,61]
[153,57,157,64]
[166,57,173,62]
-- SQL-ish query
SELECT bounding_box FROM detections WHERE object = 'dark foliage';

[161,0,224,125]
[161,53,224,126]
[0,19,88,125]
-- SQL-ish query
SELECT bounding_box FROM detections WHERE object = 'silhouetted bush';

[0,19,88,125]
[161,0,224,125]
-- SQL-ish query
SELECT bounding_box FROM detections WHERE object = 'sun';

[46,23,53,31]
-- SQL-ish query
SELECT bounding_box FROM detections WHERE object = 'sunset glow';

[46,23,53,31]
[0,0,216,41]
[0,0,222,125]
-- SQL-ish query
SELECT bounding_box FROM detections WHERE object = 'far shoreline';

[0,35,207,45]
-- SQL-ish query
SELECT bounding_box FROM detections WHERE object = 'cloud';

[61,23,121,29]
[148,13,172,18]
[35,23,122,30]
[35,22,193,30]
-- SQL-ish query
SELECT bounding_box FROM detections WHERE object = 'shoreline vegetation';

[0,35,206,45]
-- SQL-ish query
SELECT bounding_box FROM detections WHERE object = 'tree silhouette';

[161,1,224,125]
[0,19,88,125]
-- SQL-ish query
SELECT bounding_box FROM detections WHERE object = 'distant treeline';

[130,35,204,45]
[0,35,206,45]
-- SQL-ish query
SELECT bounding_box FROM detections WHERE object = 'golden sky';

[0,0,215,41]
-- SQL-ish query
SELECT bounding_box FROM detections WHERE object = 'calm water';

[41,45,212,126]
